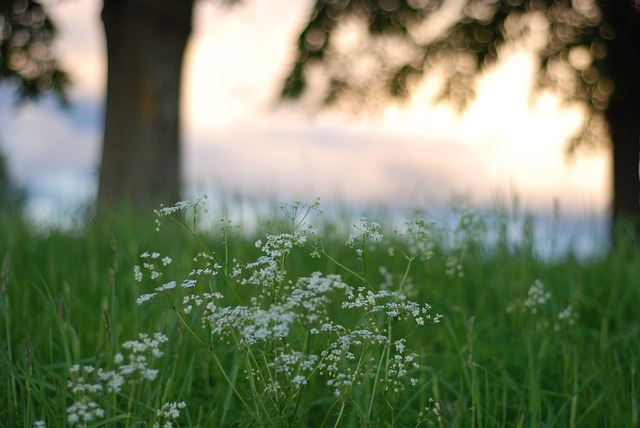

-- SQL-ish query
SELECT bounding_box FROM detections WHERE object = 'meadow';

[1,197,639,427]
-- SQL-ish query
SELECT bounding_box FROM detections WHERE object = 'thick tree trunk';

[601,1,640,240]
[98,0,194,216]
[607,99,640,237]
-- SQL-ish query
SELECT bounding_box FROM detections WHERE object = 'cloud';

[0,0,609,225]
[184,103,607,214]
[0,91,101,209]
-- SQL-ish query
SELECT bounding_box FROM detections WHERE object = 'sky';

[0,0,610,227]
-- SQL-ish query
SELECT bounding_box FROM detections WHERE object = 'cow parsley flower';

[153,401,187,428]
[67,400,105,427]
[136,292,157,305]
[346,217,383,248]
[181,279,197,288]
[134,265,143,282]
[555,304,578,330]
[155,281,176,292]
[523,280,551,314]
[403,216,436,261]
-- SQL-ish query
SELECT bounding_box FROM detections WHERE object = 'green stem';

[320,398,342,427]
[245,347,275,424]
[368,324,392,420]
[360,240,368,280]
[398,256,414,293]
[321,251,365,282]
[288,332,312,425]
[209,347,257,421]
[219,347,239,426]
[174,309,259,422]
[174,310,206,347]
[333,398,348,428]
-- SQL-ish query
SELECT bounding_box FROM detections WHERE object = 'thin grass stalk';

[288,332,313,426]
[367,326,389,420]
[632,355,638,427]
[174,306,259,423]
[242,348,271,424]
[526,337,540,427]
[569,347,578,428]
[466,317,481,428]
[219,347,240,426]
[333,397,348,428]
[1,253,18,415]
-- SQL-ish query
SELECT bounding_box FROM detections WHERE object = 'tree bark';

[601,0,640,239]
[607,99,640,237]
[98,0,194,216]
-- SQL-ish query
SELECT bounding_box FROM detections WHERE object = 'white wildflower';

[523,280,551,314]
[445,256,464,279]
[292,375,307,388]
[181,279,197,288]
[156,401,187,419]
[136,293,157,305]
[67,400,105,427]
[556,304,578,330]
[155,281,176,292]
[346,217,383,248]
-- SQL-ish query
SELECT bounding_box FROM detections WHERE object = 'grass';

[0,197,639,427]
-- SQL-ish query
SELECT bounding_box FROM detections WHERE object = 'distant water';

[23,193,609,261]
[186,196,609,262]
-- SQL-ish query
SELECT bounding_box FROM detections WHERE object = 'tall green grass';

[1,198,638,427]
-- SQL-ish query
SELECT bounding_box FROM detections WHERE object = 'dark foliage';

[0,147,25,214]
[0,0,69,102]
[282,0,630,144]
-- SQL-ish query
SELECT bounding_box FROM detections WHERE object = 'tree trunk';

[607,99,640,237]
[98,0,194,216]
[601,1,640,240]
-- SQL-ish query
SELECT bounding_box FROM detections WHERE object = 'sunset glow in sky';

[0,0,609,223]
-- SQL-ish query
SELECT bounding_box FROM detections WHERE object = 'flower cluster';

[134,197,442,425]
[135,250,206,306]
[523,279,552,315]
[555,304,578,330]
[385,339,420,394]
[201,272,353,347]
[507,279,579,333]
[265,351,319,398]
[66,365,105,427]
[319,328,387,397]
[346,217,383,257]
[99,332,168,390]
[342,287,442,326]
[154,401,187,428]
[66,333,170,427]
[154,196,208,232]
[243,232,309,293]
[417,398,443,426]
[401,216,437,261]
[134,251,172,283]
[445,255,464,279]
[67,399,105,428]
[190,251,221,278]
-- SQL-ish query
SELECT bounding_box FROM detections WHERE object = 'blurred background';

[0,0,611,247]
